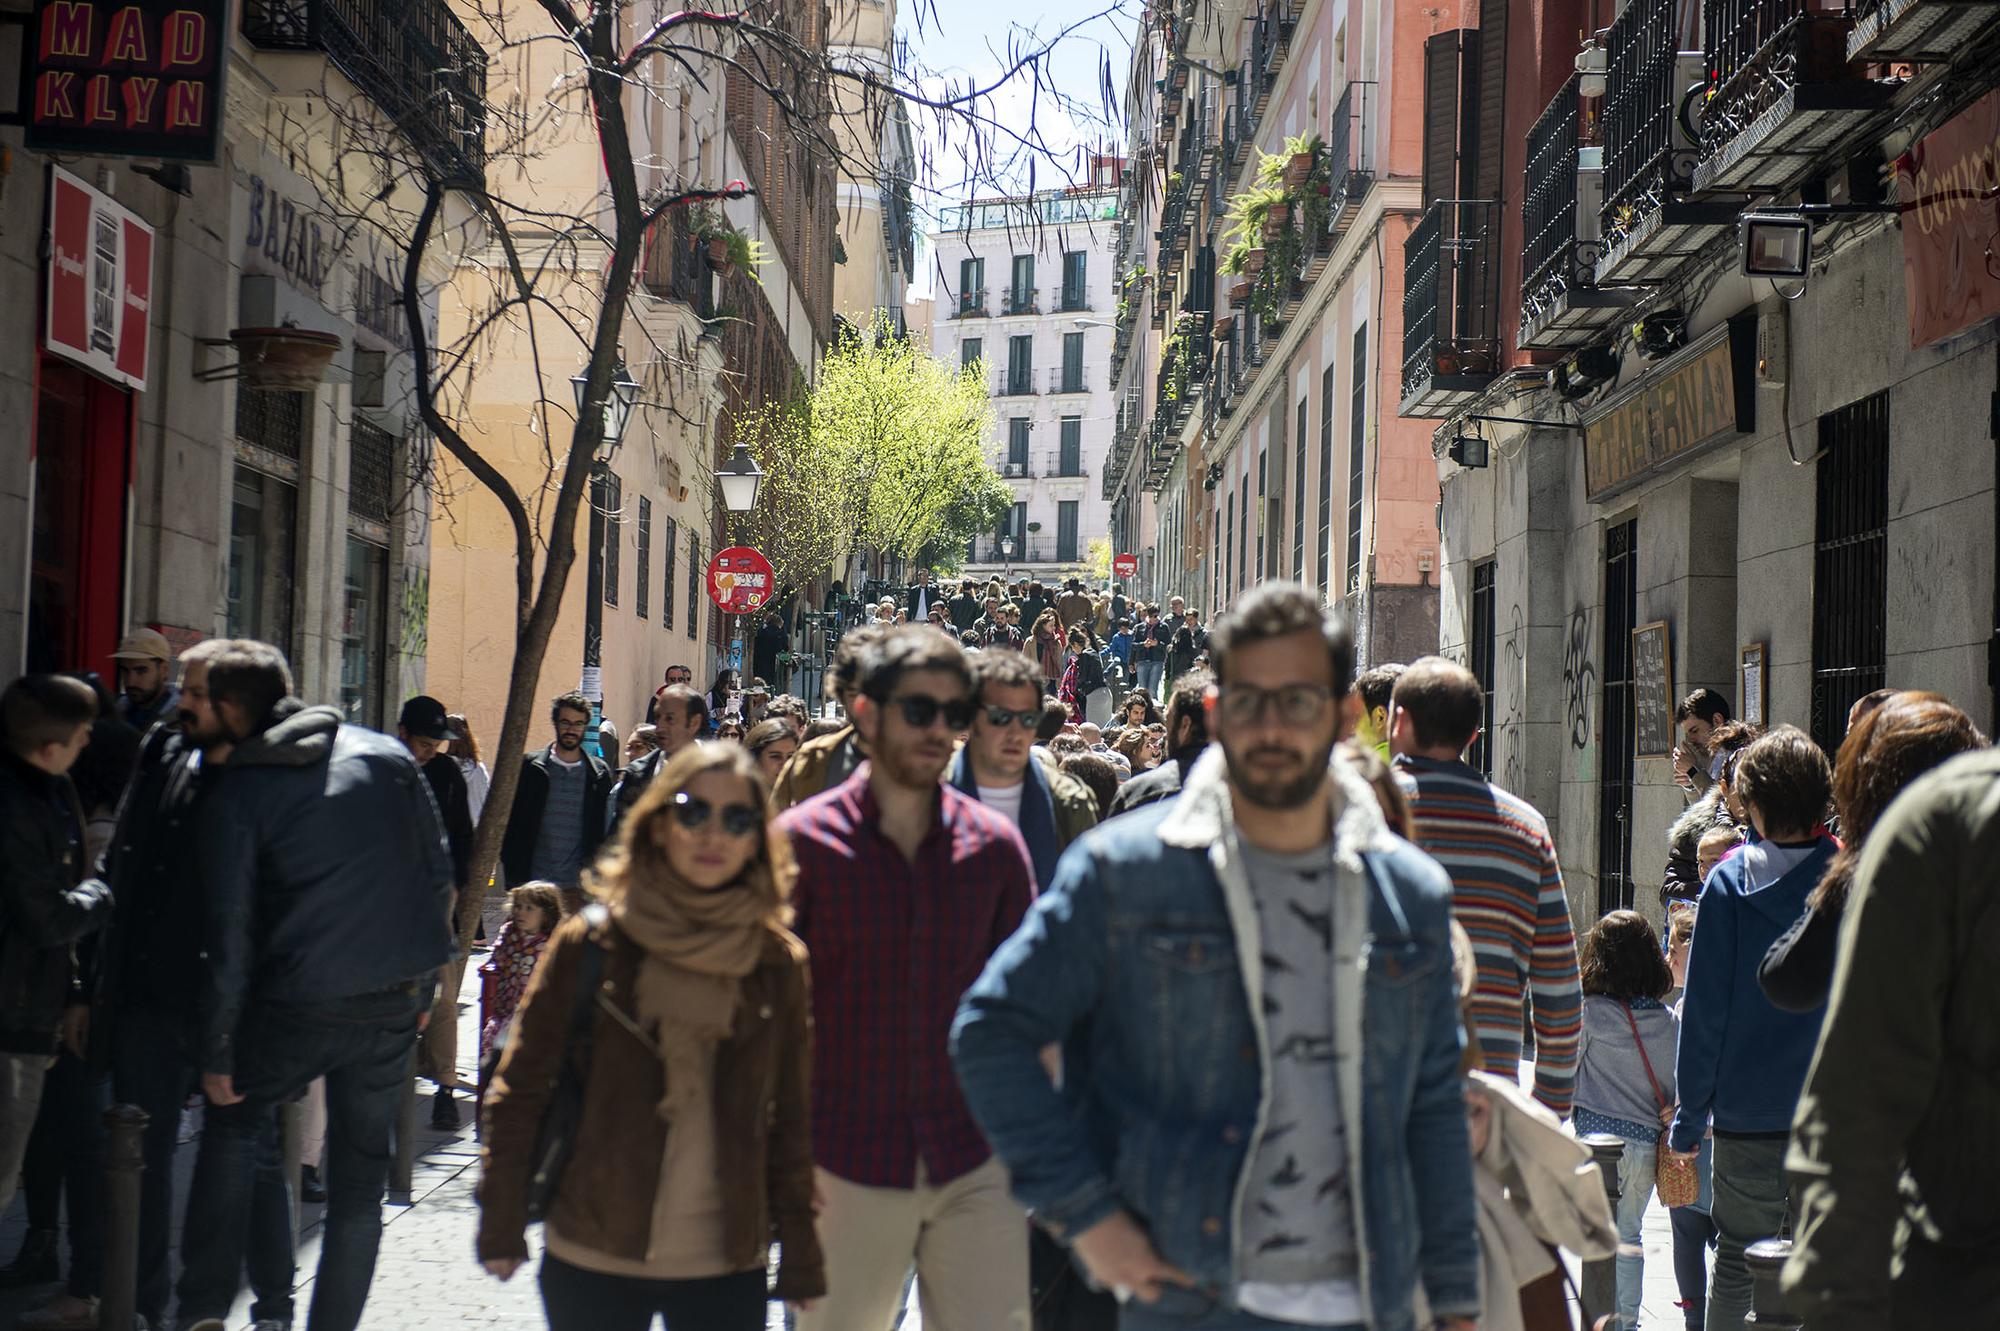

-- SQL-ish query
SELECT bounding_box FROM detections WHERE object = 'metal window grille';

[597,471,622,607]
[1468,561,1496,778]
[636,496,652,621]
[686,531,699,640]
[1599,518,1639,915]
[1811,391,1889,754]
[237,389,308,459]
[1521,76,1582,301]
[347,418,395,523]
[1256,448,1269,583]
[662,516,677,629]
[1346,326,1368,593]
[1292,397,1308,583]
[1317,365,1336,595]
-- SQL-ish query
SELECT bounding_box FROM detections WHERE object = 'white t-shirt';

[976,781,1025,827]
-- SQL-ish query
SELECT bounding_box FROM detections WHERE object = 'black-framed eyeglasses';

[980,704,1041,731]
[667,792,761,837]
[890,693,977,730]
[1218,684,1334,727]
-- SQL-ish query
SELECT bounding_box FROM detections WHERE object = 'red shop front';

[27,167,151,677]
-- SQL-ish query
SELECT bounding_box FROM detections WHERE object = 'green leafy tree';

[735,395,867,600]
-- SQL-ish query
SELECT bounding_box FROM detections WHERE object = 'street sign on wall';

[706,545,774,614]
[46,167,153,391]
[1113,552,1139,580]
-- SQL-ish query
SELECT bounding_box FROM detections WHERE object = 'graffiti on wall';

[399,565,429,697]
[1562,606,1595,750]
[1499,603,1526,793]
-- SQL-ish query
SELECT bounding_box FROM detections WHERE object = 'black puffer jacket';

[196,704,453,1074]
[0,752,113,1053]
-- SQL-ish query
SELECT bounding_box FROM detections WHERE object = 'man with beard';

[109,627,180,734]
[97,639,297,1331]
[780,628,1036,1331]
[500,692,614,918]
[953,584,1479,1331]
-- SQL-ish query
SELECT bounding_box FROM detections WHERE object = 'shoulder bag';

[523,903,610,1221]
[1623,1001,1700,1209]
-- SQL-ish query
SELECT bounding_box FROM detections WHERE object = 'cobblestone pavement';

[0,964,1699,1330]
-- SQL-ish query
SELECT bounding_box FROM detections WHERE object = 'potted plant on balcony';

[1211,314,1236,339]
[1281,133,1321,189]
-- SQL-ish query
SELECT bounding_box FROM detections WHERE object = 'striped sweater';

[1395,755,1584,1116]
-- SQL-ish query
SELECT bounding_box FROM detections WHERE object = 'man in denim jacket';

[953,585,1479,1331]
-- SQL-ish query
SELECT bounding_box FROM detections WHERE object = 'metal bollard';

[99,1104,150,1331]
[1578,1133,1625,1329]
[389,1047,419,1200]
[280,1098,304,1241]
[1745,1237,1804,1328]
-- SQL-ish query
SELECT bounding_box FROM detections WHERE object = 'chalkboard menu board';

[1631,620,1675,758]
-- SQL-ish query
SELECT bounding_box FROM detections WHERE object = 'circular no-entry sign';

[706,545,774,614]
[1112,552,1139,579]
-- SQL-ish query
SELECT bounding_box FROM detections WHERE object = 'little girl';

[479,882,561,1064]
[1573,910,1681,1331]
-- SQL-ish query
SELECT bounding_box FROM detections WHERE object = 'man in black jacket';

[0,674,113,1219]
[947,581,982,634]
[176,641,454,1331]
[397,694,476,1127]
[609,684,708,826]
[98,638,296,1331]
[1107,669,1212,815]
[499,692,614,917]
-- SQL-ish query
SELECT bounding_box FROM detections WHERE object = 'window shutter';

[1473,0,1508,201]
[1422,33,1464,207]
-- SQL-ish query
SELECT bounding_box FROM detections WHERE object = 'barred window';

[236,389,308,460]
[663,517,678,629]
[348,418,396,523]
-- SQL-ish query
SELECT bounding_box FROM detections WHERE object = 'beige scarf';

[612,857,773,1124]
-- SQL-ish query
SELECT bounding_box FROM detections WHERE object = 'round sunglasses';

[667,791,761,837]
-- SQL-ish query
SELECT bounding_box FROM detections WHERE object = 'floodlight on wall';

[1632,309,1687,361]
[1739,213,1812,280]
[1549,343,1620,401]
[1446,428,1489,469]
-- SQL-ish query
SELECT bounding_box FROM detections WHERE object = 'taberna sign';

[22,0,229,163]
[46,166,154,391]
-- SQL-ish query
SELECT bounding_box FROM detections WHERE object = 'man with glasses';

[950,650,1096,891]
[1391,656,1582,1118]
[954,584,1479,1331]
[780,628,1036,1331]
[500,692,614,918]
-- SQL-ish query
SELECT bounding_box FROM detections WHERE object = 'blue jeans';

[177,986,423,1331]
[1707,1136,1789,1331]
[1135,659,1165,701]
[113,1005,294,1326]
[1612,1138,1657,1331]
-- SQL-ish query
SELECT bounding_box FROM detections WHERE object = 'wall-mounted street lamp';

[571,359,642,457]
[715,444,765,515]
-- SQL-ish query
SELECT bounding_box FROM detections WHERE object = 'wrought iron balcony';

[641,208,715,318]
[1049,365,1091,394]
[1597,0,1733,284]
[1001,285,1042,316]
[1693,0,1896,194]
[1400,199,1501,418]
[243,0,487,183]
[953,287,991,318]
[1520,76,1633,349]
[1327,81,1377,234]
[1847,0,2000,60]
[996,368,1039,397]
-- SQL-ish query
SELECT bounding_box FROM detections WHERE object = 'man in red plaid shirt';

[778,627,1037,1331]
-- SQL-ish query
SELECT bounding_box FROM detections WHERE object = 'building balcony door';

[29,355,131,675]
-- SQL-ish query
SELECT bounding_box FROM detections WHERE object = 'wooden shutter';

[1422,33,1465,207]
[1472,0,1508,201]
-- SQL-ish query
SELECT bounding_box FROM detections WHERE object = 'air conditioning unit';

[1575,146,1606,270]
[1667,52,1707,192]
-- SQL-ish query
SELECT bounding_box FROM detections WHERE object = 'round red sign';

[706,545,775,615]
[1112,552,1139,579]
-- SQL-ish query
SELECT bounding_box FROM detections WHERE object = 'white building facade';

[930,174,1125,581]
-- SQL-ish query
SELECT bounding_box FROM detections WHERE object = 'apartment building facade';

[930,171,1125,581]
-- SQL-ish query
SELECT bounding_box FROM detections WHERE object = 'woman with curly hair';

[478,744,823,1327]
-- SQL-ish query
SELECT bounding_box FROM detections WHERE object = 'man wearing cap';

[110,628,179,734]
[397,695,475,1128]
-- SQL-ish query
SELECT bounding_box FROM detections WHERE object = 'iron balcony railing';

[1327,81,1377,215]
[1001,284,1041,316]
[243,0,487,183]
[954,287,990,318]
[1522,75,1587,301]
[1048,365,1090,394]
[997,368,1038,396]
[1601,0,1695,236]
[1400,199,1502,402]
[1700,0,1835,158]
[641,208,715,317]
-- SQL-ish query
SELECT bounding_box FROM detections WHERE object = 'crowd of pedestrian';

[2,573,1995,1331]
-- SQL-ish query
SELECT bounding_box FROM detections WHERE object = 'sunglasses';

[981,704,1042,731]
[889,693,978,730]
[667,792,762,837]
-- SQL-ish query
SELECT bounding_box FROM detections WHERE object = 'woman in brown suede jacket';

[477,743,822,1329]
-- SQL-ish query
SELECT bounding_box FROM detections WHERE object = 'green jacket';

[1784,748,2000,1327]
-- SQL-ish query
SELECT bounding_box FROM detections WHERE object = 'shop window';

[1811,392,1889,755]
[228,465,299,659]
[1599,518,1638,915]
[340,535,389,728]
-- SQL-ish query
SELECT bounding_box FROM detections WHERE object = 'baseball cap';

[399,695,452,740]
[110,628,172,662]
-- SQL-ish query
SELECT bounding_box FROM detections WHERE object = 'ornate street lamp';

[570,359,642,457]
[715,444,765,514]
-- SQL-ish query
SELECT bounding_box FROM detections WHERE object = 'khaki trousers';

[798,1155,1029,1331]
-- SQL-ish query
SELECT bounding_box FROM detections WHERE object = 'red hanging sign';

[1112,552,1139,579]
[1900,89,2000,348]
[46,167,153,392]
[706,545,774,614]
